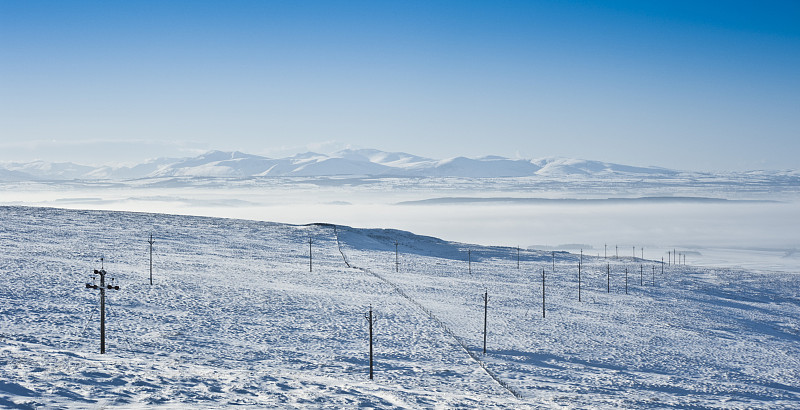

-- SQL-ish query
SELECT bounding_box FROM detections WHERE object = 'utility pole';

[604,244,607,259]
[668,251,671,266]
[483,290,488,354]
[640,264,643,286]
[148,234,154,285]
[394,240,399,273]
[468,249,472,275]
[84,260,119,354]
[641,247,644,260]
[541,268,545,318]
[578,249,582,302]
[625,267,628,294]
[606,263,610,293]
[615,245,618,259]
[308,237,313,272]
[516,246,520,269]
[364,305,373,380]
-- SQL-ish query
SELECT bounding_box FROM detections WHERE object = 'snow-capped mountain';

[0,149,682,181]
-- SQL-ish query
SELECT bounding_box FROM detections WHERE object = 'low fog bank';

[2,178,798,272]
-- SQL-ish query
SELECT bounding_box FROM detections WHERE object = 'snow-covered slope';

[2,206,799,408]
[0,149,682,180]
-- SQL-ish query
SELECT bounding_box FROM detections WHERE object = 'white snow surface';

[2,206,799,408]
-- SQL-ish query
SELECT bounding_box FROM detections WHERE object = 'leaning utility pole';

[364,305,373,380]
[483,290,488,354]
[84,261,119,354]
[148,234,154,285]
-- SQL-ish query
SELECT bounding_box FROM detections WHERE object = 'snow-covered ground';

[2,206,799,408]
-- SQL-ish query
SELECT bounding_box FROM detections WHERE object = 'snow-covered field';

[2,206,799,408]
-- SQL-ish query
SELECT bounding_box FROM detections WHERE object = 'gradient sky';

[1,0,798,170]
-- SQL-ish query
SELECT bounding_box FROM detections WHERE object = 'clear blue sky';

[1,0,798,170]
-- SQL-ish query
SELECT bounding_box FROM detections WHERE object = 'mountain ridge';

[0,148,693,181]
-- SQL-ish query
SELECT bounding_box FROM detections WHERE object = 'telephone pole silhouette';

[84,258,119,354]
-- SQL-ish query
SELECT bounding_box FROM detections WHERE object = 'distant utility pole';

[517,246,520,269]
[364,305,373,380]
[84,261,120,354]
[578,249,582,302]
[148,234,154,285]
[394,240,399,273]
[541,268,546,318]
[641,247,644,260]
[625,267,628,294]
[308,237,313,272]
[483,290,488,354]
[640,264,643,286]
[607,263,610,293]
[668,251,671,266]
[615,245,618,259]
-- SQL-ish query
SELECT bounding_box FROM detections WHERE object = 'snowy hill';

[0,149,681,180]
[2,206,799,408]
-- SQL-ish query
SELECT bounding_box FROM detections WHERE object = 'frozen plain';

[1,206,800,408]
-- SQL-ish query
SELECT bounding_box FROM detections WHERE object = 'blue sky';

[1,0,798,170]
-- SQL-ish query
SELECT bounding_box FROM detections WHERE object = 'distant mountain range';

[0,148,694,181]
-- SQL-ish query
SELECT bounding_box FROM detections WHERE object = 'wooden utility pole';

[84,262,119,354]
[364,305,373,380]
[640,264,643,286]
[625,267,628,294]
[542,268,546,318]
[483,290,488,354]
[148,234,154,285]
[606,263,610,293]
[578,249,582,302]
[394,240,399,273]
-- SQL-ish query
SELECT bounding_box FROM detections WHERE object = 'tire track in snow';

[330,225,524,401]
